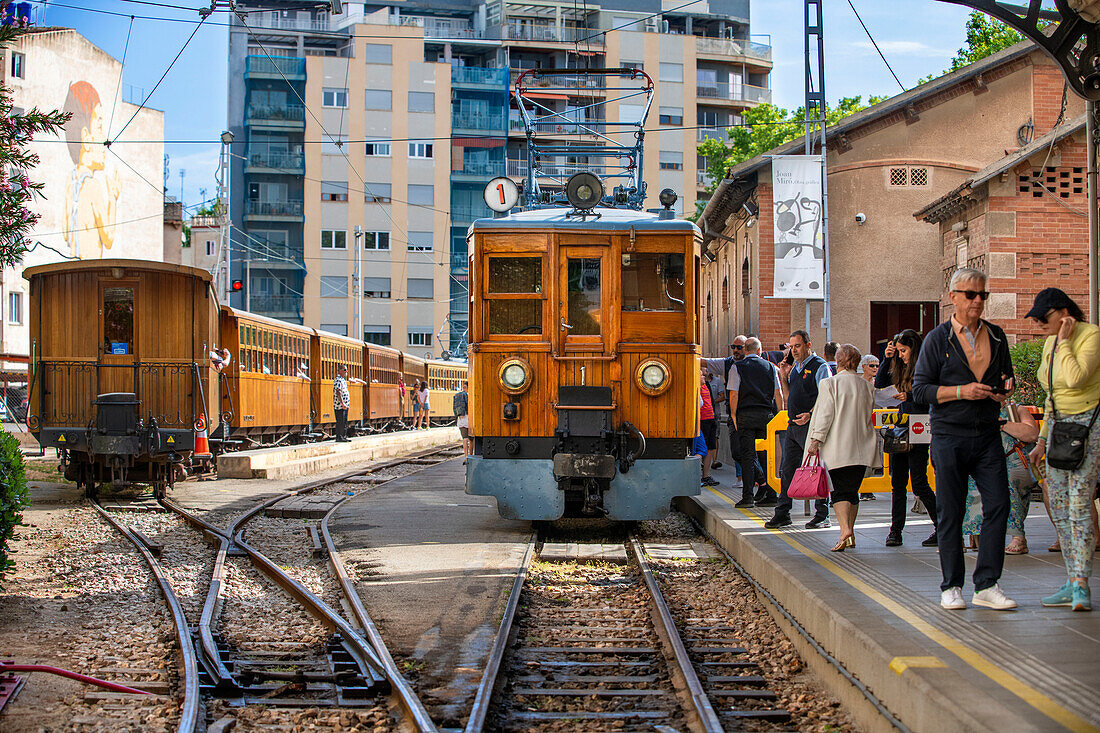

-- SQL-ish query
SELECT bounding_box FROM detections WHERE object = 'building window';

[659,151,683,171]
[205,240,216,256]
[658,62,683,83]
[363,44,392,64]
[407,231,433,252]
[910,167,928,187]
[320,276,348,297]
[321,323,348,336]
[889,167,908,187]
[408,91,435,113]
[364,326,391,345]
[407,278,434,299]
[322,135,347,155]
[721,276,729,311]
[364,277,391,298]
[321,181,349,202]
[658,106,683,126]
[407,184,434,207]
[10,52,24,79]
[365,141,391,156]
[618,104,645,125]
[7,291,22,325]
[321,230,347,249]
[888,166,931,189]
[364,182,391,202]
[408,142,433,159]
[363,231,390,250]
[364,89,392,110]
[706,291,712,322]
[408,330,432,347]
[322,87,348,108]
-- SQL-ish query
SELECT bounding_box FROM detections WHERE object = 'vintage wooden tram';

[26,260,467,496]
[465,67,701,521]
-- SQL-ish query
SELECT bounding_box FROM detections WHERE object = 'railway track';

[93,443,462,733]
[469,534,791,733]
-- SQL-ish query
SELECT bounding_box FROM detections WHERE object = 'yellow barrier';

[754,410,935,494]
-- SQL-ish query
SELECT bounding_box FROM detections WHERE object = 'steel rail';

[629,536,725,733]
[688,517,910,733]
[90,500,201,733]
[463,535,536,733]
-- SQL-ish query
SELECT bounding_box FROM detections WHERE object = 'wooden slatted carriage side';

[310,330,366,428]
[426,360,468,421]
[26,260,220,442]
[219,307,312,439]
[400,353,427,423]
[365,342,402,423]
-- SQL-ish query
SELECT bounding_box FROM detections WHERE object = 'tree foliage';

[0,430,28,587]
[1009,339,1047,408]
[919,11,1024,85]
[0,19,70,269]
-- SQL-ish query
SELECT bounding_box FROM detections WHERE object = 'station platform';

[216,426,460,479]
[679,479,1100,733]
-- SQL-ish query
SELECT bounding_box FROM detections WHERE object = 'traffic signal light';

[231,280,243,291]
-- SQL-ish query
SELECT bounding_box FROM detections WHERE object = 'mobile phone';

[784,349,794,365]
[991,377,1014,395]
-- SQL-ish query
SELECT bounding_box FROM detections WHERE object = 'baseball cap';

[1024,287,1075,320]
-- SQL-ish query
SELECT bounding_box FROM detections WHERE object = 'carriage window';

[621,253,686,312]
[103,287,134,354]
[567,258,601,335]
[489,301,542,335]
[488,257,541,293]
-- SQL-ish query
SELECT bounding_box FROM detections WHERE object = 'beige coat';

[807,371,877,469]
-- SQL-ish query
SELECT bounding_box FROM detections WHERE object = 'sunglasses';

[952,289,990,301]
[866,363,879,368]
[732,344,745,350]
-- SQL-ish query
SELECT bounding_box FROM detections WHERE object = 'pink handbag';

[788,455,830,500]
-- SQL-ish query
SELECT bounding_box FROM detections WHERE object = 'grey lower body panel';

[604,457,702,520]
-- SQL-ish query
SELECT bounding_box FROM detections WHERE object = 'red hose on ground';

[0,662,151,694]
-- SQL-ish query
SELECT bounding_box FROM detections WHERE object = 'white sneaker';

[940,587,966,610]
[973,584,1018,610]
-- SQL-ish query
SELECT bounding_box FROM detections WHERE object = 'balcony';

[253,12,329,33]
[507,159,607,178]
[451,66,510,88]
[244,151,305,174]
[500,24,604,47]
[454,158,506,179]
[695,36,772,64]
[451,204,491,223]
[246,103,305,130]
[508,115,604,135]
[452,110,508,132]
[245,243,305,267]
[245,55,306,81]
[697,127,730,142]
[697,169,708,186]
[696,83,771,105]
[250,295,303,318]
[245,199,304,222]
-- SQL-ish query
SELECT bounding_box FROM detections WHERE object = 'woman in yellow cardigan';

[1027,289,1100,612]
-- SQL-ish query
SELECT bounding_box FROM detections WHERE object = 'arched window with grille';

[706,290,713,322]
[721,276,729,311]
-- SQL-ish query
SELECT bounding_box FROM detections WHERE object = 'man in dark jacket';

[728,338,783,507]
[913,268,1017,612]
[765,330,832,529]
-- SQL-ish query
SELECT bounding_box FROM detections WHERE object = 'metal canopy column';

[804,0,831,339]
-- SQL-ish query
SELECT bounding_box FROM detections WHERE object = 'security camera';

[855,212,867,225]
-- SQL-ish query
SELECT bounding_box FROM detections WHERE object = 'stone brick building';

[697,42,1084,357]
[915,116,1091,341]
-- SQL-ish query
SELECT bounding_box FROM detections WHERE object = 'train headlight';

[635,358,671,396]
[498,357,531,395]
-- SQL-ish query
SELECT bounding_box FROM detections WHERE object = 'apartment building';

[227,0,772,355]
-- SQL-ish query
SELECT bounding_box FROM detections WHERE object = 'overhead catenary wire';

[846,0,905,93]
[105,14,135,141]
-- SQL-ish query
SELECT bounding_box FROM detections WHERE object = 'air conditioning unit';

[644,17,658,32]
[661,20,669,33]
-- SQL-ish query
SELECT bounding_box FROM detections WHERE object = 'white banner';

[772,155,825,299]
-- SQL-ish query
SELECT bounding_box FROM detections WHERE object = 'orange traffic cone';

[194,414,211,458]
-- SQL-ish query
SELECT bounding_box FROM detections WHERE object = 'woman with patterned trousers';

[1027,288,1100,612]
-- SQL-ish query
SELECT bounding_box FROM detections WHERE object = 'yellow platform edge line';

[706,487,1100,733]
[889,656,947,675]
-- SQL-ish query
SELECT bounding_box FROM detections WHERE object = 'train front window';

[567,258,601,335]
[103,287,134,354]
[621,253,685,312]
[486,256,543,335]
[488,257,541,293]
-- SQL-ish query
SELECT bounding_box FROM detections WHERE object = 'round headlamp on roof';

[565,172,605,210]
[659,188,678,209]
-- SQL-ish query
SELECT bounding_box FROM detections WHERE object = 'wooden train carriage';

[219,307,312,440]
[310,330,366,428]
[365,343,402,423]
[25,260,221,492]
[400,353,427,422]
[465,208,701,520]
[426,360,468,421]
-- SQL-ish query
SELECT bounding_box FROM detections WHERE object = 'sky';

[31,0,981,209]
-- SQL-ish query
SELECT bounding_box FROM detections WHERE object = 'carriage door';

[558,245,610,355]
[98,281,137,396]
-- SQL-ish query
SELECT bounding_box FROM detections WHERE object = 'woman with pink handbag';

[804,345,879,552]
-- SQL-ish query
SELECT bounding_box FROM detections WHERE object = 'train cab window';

[103,287,134,354]
[566,258,601,335]
[621,253,686,312]
[486,256,543,335]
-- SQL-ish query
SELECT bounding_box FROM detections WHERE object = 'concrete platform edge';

[676,495,1008,733]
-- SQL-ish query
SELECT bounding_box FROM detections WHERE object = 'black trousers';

[335,408,348,440]
[889,444,938,533]
[735,408,770,499]
[931,430,1010,592]
[775,422,829,521]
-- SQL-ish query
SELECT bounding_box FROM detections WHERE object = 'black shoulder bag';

[1045,336,1100,471]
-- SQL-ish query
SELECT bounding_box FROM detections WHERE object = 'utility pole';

[804,0,831,341]
[215,130,233,302]
[353,226,362,340]
[1090,102,1100,324]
